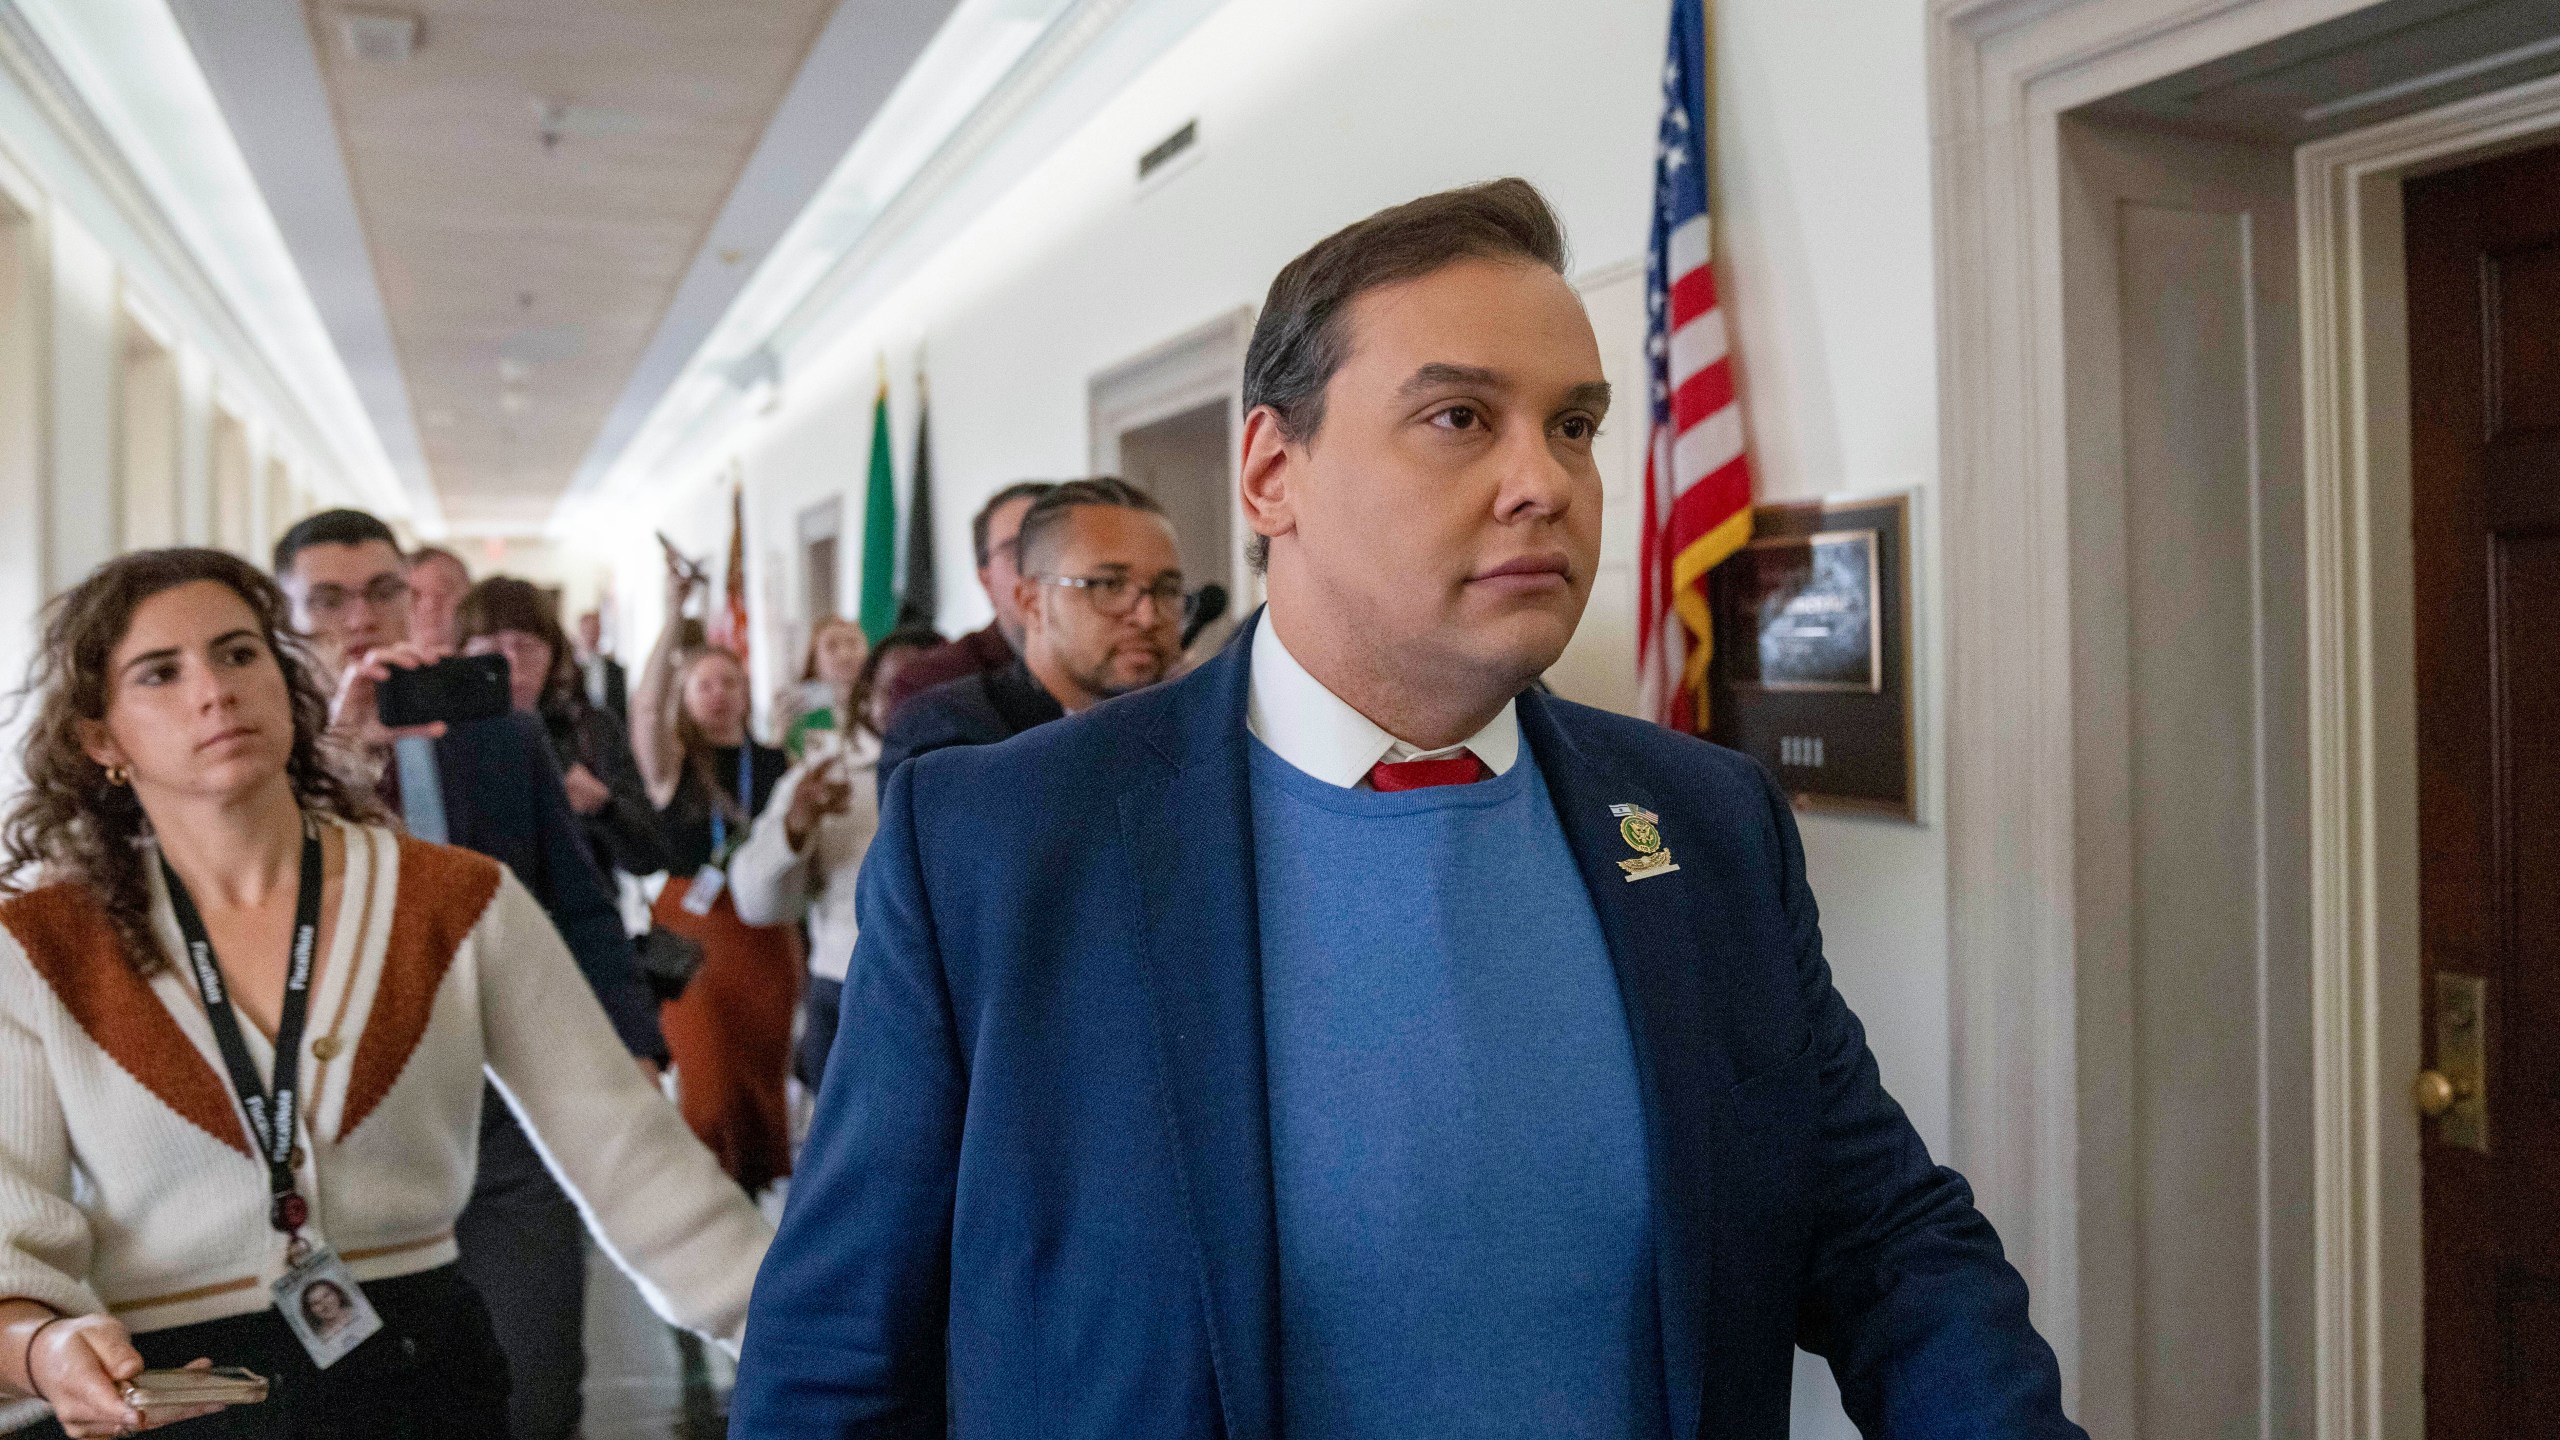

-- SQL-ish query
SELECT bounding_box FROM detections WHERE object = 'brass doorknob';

[2414,1069,2461,1118]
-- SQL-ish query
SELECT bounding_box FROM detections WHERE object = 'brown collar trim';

[337,837,501,1139]
[1,886,253,1159]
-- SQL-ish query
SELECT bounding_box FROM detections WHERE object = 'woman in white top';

[0,549,768,1438]
[730,625,941,1093]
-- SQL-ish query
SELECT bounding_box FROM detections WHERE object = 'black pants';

[796,975,845,1094]
[25,1266,507,1439]
[453,1097,587,1440]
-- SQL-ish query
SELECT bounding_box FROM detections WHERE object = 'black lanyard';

[164,830,324,1239]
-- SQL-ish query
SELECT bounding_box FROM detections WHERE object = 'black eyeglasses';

[299,574,410,619]
[1037,572,1186,620]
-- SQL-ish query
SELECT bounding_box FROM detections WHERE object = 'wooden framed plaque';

[1706,492,1915,821]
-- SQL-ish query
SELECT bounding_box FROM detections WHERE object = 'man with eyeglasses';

[877,478,1183,791]
[271,508,665,1440]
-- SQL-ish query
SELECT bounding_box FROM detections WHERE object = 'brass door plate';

[2433,972,2489,1153]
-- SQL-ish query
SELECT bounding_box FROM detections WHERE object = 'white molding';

[1925,0,2376,1421]
[1935,0,2560,1429]
[0,4,364,512]
[2294,68,2560,1440]
[1087,305,1254,603]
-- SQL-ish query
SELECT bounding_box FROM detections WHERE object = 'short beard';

[1067,650,1166,701]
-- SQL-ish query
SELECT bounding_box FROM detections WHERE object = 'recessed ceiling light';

[339,10,420,65]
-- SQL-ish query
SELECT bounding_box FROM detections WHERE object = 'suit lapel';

[1518,690,1728,1440]
[1115,633,1281,1440]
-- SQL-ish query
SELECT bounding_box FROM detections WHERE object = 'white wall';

[604,1,1942,1429]
[0,18,338,622]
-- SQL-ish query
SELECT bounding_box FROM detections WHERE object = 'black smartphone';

[378,654,511,729]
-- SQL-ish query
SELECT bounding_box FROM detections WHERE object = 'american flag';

[1637,0,1751,732]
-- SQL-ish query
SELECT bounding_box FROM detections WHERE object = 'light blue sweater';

[1249,736,1666,1439]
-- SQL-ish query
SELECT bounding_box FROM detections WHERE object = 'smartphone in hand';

[378,654,511,729]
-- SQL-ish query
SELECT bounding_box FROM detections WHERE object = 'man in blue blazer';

[737,181,2083,1438]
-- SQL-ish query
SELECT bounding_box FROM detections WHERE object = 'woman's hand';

[562,762,613,816]
[662,551,705,613]
[29,1316,224,1437]
[781,757,851,851]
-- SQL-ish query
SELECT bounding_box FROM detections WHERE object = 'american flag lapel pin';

[1609,804,1680,882]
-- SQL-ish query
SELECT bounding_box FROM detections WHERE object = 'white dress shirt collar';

[1246,610,1520,789]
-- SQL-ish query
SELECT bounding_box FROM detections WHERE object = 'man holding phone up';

[271,510,664,1440]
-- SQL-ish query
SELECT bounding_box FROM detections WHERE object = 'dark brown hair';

[1240,178,1568,567]
[272,506,399,576]
[1012,476,1167,577]
[0,548,385,973]
[845,625,944,740]
[970,481,1059,568]
[454,576,576,708]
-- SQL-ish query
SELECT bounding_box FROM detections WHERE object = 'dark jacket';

[538,697,670,879]
[734,624,2081,1439]
[874,660,1063,799]
[876,622,1014,725]
[582,654,629,721]
[431,712,666,1063]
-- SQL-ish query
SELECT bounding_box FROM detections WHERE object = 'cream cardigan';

[0,821,769,1340]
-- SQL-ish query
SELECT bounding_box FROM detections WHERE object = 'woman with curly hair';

[0,550,767,1438]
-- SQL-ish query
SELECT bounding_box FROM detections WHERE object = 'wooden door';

[2405,140,2560,1438]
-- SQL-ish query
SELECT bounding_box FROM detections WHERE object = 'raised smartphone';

[378,653,511,729]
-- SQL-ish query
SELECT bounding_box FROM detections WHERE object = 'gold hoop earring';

[104,764,129,787]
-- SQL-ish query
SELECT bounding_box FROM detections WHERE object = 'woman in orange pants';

[632,559,799,1195]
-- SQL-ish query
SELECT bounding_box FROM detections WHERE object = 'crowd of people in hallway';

[0,179,2083,1439]
[0,419,1211,1440]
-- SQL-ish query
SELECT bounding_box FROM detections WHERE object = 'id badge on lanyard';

[165,829,382,1369]
[682,746,753,916]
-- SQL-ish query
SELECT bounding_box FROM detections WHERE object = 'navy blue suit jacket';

[434,712,666,1062]
[735,627,2081,1439]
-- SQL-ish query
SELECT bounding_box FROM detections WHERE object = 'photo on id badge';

[275,1250,382,1368]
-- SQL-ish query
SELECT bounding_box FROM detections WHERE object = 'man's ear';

[1238,406,1300,552]
[1011,573,1044,637]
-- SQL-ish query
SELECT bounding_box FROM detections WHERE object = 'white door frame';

[1930,1,2560,1433]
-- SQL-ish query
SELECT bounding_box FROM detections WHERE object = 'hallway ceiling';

[308,0,838,530]
[172,0,961,534]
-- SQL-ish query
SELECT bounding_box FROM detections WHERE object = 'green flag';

[858,369,898,643]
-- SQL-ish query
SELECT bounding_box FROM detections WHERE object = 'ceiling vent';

[1138,120,1197,182]
[339,10,420,65]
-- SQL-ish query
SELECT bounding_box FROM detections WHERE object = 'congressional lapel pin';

[1609,804,1680,882]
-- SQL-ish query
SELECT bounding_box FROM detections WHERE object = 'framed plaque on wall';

[1706,491,1915,821]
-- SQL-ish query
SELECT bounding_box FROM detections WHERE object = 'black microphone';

[1182,583,1229,649]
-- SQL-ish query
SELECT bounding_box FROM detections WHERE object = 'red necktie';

[1367,751,1490,791]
